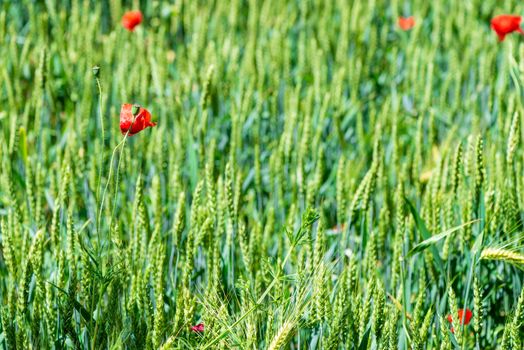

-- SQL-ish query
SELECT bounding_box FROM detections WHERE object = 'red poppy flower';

[447,308,472,333]
[122,11,143,32]
[190,323,204,333]
[491,15,524,41]
[119,104,156,136]
[398,16,415,31]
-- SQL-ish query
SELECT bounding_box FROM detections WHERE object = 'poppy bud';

[132,104,140,117]
[92,65,100,78]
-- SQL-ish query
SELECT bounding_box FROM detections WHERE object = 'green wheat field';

[1,1,524,349]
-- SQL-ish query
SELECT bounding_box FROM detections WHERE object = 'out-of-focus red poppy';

[122,11,143,31]
[398,16,415,31]
[447,308,472,333]
[190,323,204,333]
[119,104,156,136]
[329,223,346,235]
[491,15,523,41]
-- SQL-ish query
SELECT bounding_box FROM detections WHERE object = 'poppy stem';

[96,77,104,146]
[93,67,106,248]
[97,116,136,239]
[94,68,105,164]
[108,130,131,231]
[104,105,141,233]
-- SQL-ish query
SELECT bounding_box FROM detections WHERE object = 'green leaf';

[358,326,371,350]
[407,220,479,258]
[404,197,444,274]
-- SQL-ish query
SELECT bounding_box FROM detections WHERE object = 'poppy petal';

[122,11,143,31]
[119,104,156,136]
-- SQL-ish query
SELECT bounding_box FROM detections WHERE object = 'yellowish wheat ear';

[480,248,524,267]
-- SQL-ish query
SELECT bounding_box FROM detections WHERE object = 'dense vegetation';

[0,1,523,349]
